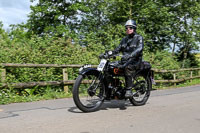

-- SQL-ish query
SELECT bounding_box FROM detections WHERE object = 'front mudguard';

[79,67,101,77]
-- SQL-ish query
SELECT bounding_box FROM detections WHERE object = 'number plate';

[97,59,107,71]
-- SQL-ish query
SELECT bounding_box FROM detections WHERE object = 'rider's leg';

[124,66,135,98]
[125,75,133,98]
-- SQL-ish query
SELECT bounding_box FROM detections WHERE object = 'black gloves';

[99,53,108,59]
[99,51,114,59]
[121,54,130,62]
[118,64,126,69]
[119,58,133,69]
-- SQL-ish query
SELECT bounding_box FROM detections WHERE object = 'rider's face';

[126,26,134,35]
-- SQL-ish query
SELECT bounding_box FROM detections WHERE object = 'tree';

[0,21,10,45]
[27,0,79,36]
[26,0,200,68]
[171,0,200,67]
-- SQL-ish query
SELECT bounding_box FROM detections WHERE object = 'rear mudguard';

[79,67,101,76]
[133,68,154,88]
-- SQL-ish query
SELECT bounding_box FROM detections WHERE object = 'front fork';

[87,72,105,97]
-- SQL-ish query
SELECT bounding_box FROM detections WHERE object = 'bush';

[144,50,180,80]
[0,30,107,96]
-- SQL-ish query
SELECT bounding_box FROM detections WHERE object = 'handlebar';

[99,52,122,59]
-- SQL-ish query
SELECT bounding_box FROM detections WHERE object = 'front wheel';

[73,73,104,112]
[129,73,151,106]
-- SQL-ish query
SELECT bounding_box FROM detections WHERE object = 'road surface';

[0,85,200,133]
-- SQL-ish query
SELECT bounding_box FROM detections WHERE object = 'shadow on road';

[68,100,133,113]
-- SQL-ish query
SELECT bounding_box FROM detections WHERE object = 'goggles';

[125,26,134,30]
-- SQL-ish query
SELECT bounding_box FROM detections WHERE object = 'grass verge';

[153,78,200,90]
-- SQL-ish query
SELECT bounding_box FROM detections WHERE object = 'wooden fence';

[0,63,200,93]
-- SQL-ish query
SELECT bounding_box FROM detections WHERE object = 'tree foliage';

[27,0,78,36]
[24,0,200,57]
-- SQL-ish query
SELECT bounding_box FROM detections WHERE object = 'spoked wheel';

[73,73,104,112]
[129,73,151,106]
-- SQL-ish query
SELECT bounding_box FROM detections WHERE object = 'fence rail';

[1,63,200,93]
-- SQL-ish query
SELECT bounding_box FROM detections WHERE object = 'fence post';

[63,68,69,94]
[190,71,193,82]
[173,73,176,86]
[0,69,6,83]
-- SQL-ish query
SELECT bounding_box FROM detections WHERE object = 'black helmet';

[125,19,137,28]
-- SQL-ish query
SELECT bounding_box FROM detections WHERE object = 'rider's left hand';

[118,64,126,69]
[121,54,130,61]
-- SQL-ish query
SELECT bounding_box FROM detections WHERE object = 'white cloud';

[0,0,36,30]
[0,7,29,28]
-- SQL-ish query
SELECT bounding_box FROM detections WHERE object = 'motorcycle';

[73,51,154,112]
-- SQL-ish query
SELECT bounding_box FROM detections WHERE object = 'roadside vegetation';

[0,0,200,104]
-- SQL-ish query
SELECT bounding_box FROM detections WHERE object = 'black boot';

[125,75,133,98]
[125,89,133,98]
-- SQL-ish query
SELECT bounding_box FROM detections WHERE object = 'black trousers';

[124,60,140,90]
[124,65,135,90]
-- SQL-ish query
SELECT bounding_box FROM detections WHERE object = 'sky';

[0,0,37,30]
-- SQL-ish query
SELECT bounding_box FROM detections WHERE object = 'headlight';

[108,51,112,55]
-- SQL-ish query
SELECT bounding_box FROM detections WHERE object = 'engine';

[110,78,125,99]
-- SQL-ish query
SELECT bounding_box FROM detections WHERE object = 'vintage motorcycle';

[73,51,154,112]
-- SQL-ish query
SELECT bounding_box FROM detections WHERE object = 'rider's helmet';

[125,19,137,31]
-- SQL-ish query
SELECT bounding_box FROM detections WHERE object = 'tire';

[73,74,104,112]
[129,73,151,106]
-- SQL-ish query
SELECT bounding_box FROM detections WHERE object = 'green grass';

[175,79,200,88]
[0,88,72,105]
[153,78,200,90]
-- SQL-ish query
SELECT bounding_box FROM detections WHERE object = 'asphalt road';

[0,85,200,133]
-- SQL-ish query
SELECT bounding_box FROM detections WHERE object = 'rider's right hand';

[99,53,108,59]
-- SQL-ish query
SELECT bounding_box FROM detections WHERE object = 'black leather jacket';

[113,33,144,62]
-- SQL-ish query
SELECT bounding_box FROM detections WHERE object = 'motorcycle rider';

[111,19,144,98]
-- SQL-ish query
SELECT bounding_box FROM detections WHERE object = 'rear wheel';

[129,73,151,106]
[73,73,104,112]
